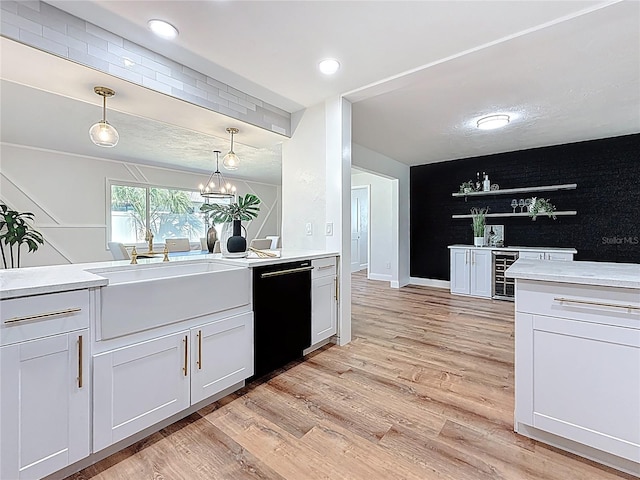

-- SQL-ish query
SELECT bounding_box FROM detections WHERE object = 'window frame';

[106,179,209,250]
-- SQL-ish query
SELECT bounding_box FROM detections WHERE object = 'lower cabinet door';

[93,331,190,452]
[531,315,640,462]
[311,275,337,344]
[470,249,492,298]
[1,330,89,480]
[450,248,471,295]
[191,312,254,405]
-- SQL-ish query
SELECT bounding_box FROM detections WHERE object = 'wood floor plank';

[67,271,633,479]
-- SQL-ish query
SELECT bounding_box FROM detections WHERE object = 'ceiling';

[3,1,639,177]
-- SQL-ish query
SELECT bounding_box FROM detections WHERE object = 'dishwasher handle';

[260,265,314,279]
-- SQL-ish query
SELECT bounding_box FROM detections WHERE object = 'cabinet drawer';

[1,290,90,346]
[516,280,639,329]
[312,257,337,279]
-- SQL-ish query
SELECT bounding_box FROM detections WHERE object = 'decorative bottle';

[483,173,491,192]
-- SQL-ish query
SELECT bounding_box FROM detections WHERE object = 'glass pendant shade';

[200,151,236,199]
[222,127,240,170]
[90,86,119,148]
[222,151,239,170]
[89,121,119,147]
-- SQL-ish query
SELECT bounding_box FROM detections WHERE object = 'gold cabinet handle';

[197,330,202,370]
[4,307,81,324]
[183,335,188,376]
[554,297,640,311]
[77,335,83,388]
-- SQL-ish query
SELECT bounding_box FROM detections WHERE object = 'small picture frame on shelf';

[485,225,504,247]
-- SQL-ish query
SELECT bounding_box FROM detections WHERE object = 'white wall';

[352,143,410,288]
[282,97,352,345]
[351,170,394,282]
[0,143,281,267]
[281,103,327,250]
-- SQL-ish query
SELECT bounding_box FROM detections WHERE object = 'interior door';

[351,186,369,273]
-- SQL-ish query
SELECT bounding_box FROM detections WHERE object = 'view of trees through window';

[111,184,208,244]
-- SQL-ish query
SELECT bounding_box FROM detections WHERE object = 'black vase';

[226,219,246,253]
[206,226,217,253]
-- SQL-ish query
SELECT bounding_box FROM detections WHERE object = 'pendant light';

[222,127,240,170]
[89,86,119,147]
[199,150,236,199]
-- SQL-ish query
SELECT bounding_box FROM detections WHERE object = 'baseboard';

[409,277,450,289]
[515,422,639,477]
[367,273,392,282]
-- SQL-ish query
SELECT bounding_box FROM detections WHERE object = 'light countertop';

[506,259,640,289]
[0,250,339,300]
[448,245,577,253]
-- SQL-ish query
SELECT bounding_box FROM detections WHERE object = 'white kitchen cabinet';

[515,280,640,466]
[93,331,190,452]
[1,289,90,480]
[450,247,491,298]
[93,311,254,451]
[190,312,254,404]
[518,250,574,261]
[1,330,90,480]
[311,257,338,345]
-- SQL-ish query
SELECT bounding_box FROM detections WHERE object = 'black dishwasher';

[252,260,313,379]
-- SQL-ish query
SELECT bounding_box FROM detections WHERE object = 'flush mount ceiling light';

[89,86,119,148]
[147,19,179,39]
[200,150,236,199]
[223,127,240,170]
[477,114,511,130]
[318,58,340,75]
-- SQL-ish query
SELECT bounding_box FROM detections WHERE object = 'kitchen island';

[506,259,640,476]
[0,249,339,480]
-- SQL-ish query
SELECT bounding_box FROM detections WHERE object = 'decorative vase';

[220,219,247,256]
[474,236,484,247]
[206,226,218,253]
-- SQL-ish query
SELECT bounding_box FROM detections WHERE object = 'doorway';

[350,186,369,273]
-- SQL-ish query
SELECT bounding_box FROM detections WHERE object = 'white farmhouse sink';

[88,261,250,339]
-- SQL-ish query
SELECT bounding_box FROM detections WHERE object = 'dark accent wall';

[410,134,640,280]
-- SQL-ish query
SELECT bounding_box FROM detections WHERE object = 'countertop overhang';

[0,250,339,300]
[506,258,640,289]
[448,245,578,253]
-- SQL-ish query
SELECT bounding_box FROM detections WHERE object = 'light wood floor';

[68,272,633,480]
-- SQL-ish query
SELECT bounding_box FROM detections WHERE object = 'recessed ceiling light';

[319,58,340,75]
[147,19,179,39]
[476,114,510,130]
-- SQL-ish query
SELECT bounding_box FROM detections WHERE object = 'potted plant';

[0,203,44,268]
[200,194,261,255]
[459,180,475,194]
[528,197,557,221]
[470,207,488,247]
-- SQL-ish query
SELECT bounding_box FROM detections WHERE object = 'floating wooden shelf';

[452,183,577,197]
[452,211,577,219]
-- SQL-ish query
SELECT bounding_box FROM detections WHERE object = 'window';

[110,183,220,245]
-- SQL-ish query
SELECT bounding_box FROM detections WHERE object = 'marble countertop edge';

[506,259,640,289]
[0,250,340,300]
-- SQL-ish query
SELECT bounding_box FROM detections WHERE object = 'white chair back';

[165,238,191,252]
[107,242,130,260]
[250,239,272,250]
[265,235,281,249]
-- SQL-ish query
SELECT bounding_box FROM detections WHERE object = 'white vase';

[474,236,484,247]
[219,221,233,256]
